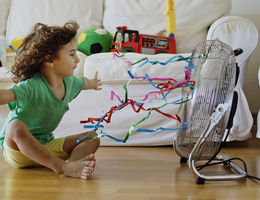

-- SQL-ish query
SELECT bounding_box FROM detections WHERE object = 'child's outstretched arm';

[0,89,16,105]
[82,71,102,90]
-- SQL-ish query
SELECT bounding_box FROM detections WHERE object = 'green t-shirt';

[0,72,84,151]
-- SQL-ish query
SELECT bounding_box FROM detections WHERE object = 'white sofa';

[0,0,258,146]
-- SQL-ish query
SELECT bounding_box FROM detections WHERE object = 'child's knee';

[5,120,26,150]
[6,119,28,139]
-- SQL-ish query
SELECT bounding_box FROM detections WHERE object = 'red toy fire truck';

[110,26,176,54]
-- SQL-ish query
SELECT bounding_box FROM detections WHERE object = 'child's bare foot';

[62,154,96,179]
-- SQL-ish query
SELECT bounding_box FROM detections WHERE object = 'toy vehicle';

[110,26,176,54]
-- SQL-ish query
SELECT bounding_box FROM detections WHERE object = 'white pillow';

[6,0,104,42]
[103,0,231,53]
[0,0,11,36]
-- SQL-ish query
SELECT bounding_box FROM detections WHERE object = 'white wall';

[231,0,260,113]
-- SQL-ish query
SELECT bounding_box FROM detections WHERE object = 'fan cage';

[175,40,236,160]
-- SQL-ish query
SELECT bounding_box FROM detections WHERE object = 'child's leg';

[4,119,95,179]
[63,131,100,161]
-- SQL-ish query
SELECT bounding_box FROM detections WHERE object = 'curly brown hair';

[11,21,79,83]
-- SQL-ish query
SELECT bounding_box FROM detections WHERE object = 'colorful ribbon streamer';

[78,53,196,143]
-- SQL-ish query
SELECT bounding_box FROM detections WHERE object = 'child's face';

[52,38,80,77]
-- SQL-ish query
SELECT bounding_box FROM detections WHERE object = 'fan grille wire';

[175,40,236,160]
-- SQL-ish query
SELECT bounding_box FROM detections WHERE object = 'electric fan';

[174,39,247,184]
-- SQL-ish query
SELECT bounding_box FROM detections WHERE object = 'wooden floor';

[1,131,260,200]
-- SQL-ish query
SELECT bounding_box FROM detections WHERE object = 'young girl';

[0,21,102,180]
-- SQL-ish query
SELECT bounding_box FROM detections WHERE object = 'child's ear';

[43,55,54,67]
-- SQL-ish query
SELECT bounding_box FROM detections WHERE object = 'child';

[0,21,102,180]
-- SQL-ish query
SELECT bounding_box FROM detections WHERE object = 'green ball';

[77,28,113,56]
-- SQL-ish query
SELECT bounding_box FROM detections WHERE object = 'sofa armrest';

[206,16,258,89]
[207,16,257,141]
[0,51,86,80]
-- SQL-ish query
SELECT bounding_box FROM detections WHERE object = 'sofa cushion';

[6,0,104,42]
[103,0,231,53]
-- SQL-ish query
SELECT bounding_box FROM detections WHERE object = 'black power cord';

[196,157,260,182]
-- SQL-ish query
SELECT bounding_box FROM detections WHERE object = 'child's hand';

[92,71,102,90]
[83,71,102,90]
